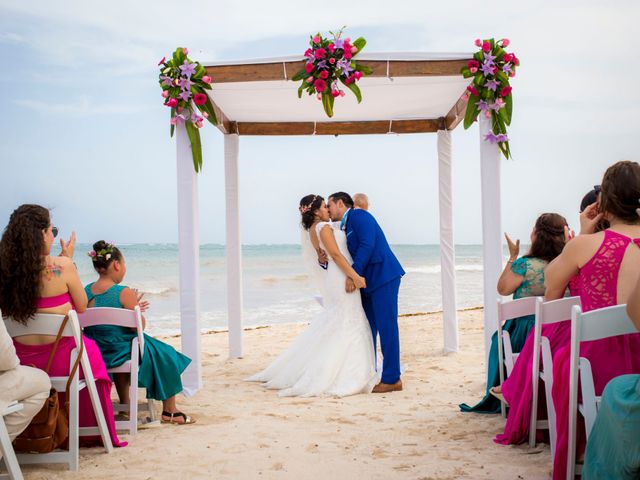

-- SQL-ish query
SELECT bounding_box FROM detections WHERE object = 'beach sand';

[20,309,552,479]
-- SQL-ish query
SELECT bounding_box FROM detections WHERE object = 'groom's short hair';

[329,192,354,208]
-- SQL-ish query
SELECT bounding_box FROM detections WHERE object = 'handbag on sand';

[13,315,84,453]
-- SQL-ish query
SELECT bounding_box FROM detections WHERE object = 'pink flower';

[328,43,335,53]
[344,37,351,43]
[161,90,169,98]
[306,76,314,83]
[468,59,480,69]
[304,48,312,56]
[170,117,177,125]
[331,89,340,97]
[313,79,327,92]
[512,55,520,66]
[501,39,510,47]
[354,71,362,80]
[183,48,189,55]
[485,110,491,118]
[466,85,479,96]
[319,70,329,79]
[202,111,209,118]
[313,35,321,44]
[339,90,345,97]
[499,86,512,97]
[158,56,166,66]
[329,57,336,64]
[509,70,516,77]
[166,98,179,108]
[351,46,358,53]
[502,53,513,63]
[194,93,207,105]
[474,38,482,47]
[344,51,353,60]
[470,67,478,73]
[305,63,314,73]
[316,93,322,100]
[314,48,326,59]
[177,106,183,113]
[196,120,204,128]
[482,41,491,53]
[202,75,212,84]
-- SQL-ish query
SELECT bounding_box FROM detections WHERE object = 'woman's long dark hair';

[299,194,324,231]
[0,204,50,324]
[90,240,123,273]
[524,213,568,263]
[599,161,640,223]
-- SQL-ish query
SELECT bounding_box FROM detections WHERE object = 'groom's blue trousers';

[361,277,401,384]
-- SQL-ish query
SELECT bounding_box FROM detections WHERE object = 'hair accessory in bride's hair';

[299,195,317,215]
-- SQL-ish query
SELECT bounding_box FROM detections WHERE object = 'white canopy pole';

[224,134,243,358]
[176,123,202,395]
[437,129,458,352]
[478,115,503,360]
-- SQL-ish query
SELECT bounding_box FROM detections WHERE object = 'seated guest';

[582,204,640,480]
[494,189,609,444]
[84,241,194,425]
[460,213,567,413]
[544,160,640,479]
[0,204,126,447]
[353,193,369,211]
[0,317,50,441]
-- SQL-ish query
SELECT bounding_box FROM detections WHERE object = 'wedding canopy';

[174,52,504,394]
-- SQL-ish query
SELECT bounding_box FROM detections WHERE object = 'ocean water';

[73,243,486,336]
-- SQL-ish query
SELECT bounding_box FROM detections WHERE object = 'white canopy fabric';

[175,52,503,394]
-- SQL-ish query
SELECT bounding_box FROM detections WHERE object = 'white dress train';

[247,222,378,397]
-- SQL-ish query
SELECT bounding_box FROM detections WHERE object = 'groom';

[328,192,405,393]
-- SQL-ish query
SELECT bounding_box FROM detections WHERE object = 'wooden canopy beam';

[205,59,470,84]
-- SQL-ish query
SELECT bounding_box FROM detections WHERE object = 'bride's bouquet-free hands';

[346,275,366,293]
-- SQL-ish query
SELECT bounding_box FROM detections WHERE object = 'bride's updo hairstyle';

[299,194,324,231]
[599,160,640,224]
[90,240,123,273]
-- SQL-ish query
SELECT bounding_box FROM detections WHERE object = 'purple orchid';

[178,77,193,90]
[337,58,352,76]
[316,60,328,69]
[333,38,344,49]
[480,61,495,76]
[484,79,499,91]
[484,52,496,64]
[179,60,196,77]
[495,133,509,142]
[179,90,191,101]
[476,99,490,111]
[502,62,512,73]
[490,98,505,111]
[484,132,498,143]
[160,75,173,86]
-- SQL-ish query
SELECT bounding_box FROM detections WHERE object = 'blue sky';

[1,0,638,245]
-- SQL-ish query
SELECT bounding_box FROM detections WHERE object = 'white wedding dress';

[247,221,378,397]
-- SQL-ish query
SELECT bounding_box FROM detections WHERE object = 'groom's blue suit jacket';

[344,209,405,294]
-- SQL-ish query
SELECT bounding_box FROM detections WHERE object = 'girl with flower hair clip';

[84,240,195,425]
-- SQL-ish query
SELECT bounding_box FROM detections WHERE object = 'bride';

[247,194,378,397]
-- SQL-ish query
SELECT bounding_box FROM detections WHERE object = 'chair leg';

[80,356,113,453]
[0,419,23,480]
[129,381,137,435]
[69,380,80,471]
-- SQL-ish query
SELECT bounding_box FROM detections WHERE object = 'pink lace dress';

[551,230,640,479]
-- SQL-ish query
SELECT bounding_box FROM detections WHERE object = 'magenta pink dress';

[14,293,127,448]
[550,231,640,479]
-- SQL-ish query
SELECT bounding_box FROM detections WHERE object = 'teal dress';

[83,283,191,401]
[460,257,547,414]
[583,375,640,479]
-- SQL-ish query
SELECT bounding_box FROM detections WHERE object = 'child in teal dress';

[84,241,194,425]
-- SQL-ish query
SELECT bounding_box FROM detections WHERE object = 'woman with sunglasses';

[0,204,127,448]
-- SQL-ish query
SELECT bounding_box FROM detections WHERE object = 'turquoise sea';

[72,244,486,336]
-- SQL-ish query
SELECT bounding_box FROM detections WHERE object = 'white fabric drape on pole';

[224,134,243,358]
[176,123,202,395]
[437,129,458,352]
[478,116,503,360]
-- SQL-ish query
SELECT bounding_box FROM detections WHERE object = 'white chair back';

[567,304,638,479]
[3,311,113,470]
[496,296,539,417]
[77,306,154,433]
[529,296,581,451]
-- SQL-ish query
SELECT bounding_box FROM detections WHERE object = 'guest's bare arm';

[319,225,366,289]
[497,233,524,296]
[544,237,583,300]
[64,257,88,313]
[627,276,640,331]
[120,288,147,330]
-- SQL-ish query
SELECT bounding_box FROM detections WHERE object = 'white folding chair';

[4,311,113,471]
[78,306,156,434]
[0,401,24,480]
[528,296,581,453]
[496,296,539,417]
[567,304,638,479]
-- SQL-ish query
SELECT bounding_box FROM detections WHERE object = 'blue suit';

[344,208,405,384]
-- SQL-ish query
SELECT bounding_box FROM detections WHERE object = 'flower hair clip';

[299,205,312,214]
[87,242,115,261]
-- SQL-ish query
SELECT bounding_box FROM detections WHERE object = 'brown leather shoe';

[372,380,403,393]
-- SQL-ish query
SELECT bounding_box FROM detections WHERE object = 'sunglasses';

[51,226,58,238]
[593,185,601,193]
